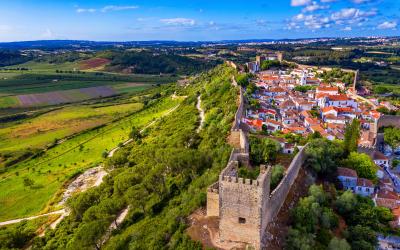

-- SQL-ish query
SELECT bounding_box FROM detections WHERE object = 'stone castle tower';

[207,129,273,249]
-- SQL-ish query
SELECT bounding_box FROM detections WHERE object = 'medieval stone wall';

[377,115,400,130]
[266,145,308,224]
[233,87,244,130]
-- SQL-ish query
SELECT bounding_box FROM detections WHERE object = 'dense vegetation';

[106,51,221,75]
[30,65,237,249]
[0,50,31,67]
[286,185,393,250]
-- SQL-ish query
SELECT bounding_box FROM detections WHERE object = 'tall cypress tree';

[344,119,360,156]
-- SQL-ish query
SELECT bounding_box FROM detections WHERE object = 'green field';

[0,95,181,221]
[0,102,144,153]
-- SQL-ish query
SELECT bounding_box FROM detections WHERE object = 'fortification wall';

[207,182,220,217]
[266,144,308,223]
[219,174,266,248]
[233,87,244,130]
[378,115,400,130]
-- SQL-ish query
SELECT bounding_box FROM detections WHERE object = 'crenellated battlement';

[206,77,308,249]
[221,175,260,187]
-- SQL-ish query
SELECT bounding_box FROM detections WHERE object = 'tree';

[343,152,377,181]
[328,237,351,250]
[23,177,34,188]
[384,127,400,149]
[285,228,315,250]
[343,119,360,155]
[129,126,142,141]
[346,225,377,250]
[305,139,343,176]
[125,184,148,214]
[261,60,281,70]
[249,137,281,165]
[69,219,109,250]
[236,73,250,87]
[335,190,357,215]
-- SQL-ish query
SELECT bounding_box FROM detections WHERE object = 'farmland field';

[0,95,181,221]
[0,102,144,153]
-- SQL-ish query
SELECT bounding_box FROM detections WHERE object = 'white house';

[373,151,390,168]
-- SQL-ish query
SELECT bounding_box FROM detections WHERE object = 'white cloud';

[342,26,352,31]
[76,5,138,14]
[351,0,371,3]
[76,8,96,13]
[331,8,377,21]
[160,18,196,26]
[291,0,312,7]
[101,5,138,12]
[302,2,329,12]
[377,21,397,29]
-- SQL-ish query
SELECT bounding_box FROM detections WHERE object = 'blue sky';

[0,0,398,42]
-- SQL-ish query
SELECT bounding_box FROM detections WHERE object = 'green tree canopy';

[343,119,360,155]
[343,152,377,181]
[384,127,400,149]
[249,137,281,165]
[305,139,344,176]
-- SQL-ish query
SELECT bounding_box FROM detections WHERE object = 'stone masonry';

[206,82,308,249]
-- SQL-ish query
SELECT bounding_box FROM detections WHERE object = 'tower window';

[238,217,246,224]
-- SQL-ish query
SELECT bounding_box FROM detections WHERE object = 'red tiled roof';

[377,189,399,200]
[357,178,374,188]
[266,119,281,126]
[337,167,357,178]
[317,86,339,92]
[373,151,389,160]
[322,106,337,113]
[328,95,350,101]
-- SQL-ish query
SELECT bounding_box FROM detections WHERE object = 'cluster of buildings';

[245,52,283,73]
[244,66,380,146]
[243,62,400,228]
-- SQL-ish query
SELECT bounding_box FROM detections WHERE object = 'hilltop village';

[201,54,400,249]
[243,55,400,209]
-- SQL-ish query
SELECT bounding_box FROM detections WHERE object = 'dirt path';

[108,103,181,157]
[0,209,66,227]
[196,95,205,133]
[99,206,130,246]
[0,99,182,231]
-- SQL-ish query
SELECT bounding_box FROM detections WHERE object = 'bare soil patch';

[79,58,111,70]
[187,209,246,250]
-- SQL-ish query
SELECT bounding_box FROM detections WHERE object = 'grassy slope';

[103,65,238,249]
[0,96,181,221]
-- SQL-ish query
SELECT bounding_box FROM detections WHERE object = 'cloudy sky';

[0,0,398,42]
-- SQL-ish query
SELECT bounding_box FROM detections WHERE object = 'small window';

[238,217,246,224]
[358,187,361,191]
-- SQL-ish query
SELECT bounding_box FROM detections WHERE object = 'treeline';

[31,65,237,249]
[0,50,31,67]
[106,51,221,75]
